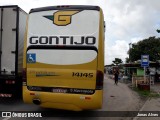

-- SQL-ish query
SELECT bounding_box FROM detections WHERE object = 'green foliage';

[133,87,160,98]
[128,37,160,62]
[125,57,129,63]
[157,29,160,33]
[112,58,123,65]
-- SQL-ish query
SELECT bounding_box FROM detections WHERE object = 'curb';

[132,98,149,120]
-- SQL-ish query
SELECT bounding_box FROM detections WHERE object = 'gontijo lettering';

[29,36,96,45]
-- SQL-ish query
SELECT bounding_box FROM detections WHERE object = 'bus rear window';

[27,49,97,65]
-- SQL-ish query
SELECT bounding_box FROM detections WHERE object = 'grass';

[133,87,160,98]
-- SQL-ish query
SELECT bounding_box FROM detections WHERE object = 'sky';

[0,0,160,65]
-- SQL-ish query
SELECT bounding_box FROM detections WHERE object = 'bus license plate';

[52,89,67,93]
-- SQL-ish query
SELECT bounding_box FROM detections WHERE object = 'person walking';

[155,72,159,82]
[114,69,119,85]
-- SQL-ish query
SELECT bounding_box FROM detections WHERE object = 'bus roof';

[29,5,100,14]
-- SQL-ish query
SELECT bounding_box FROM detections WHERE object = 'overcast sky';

[1,0,160,65]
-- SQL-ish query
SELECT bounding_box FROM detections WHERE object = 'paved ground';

[102,74,145,120]
[104,74,144,112]
[150,83,160,94]
[133,83,160,120]
[108,74,160,120]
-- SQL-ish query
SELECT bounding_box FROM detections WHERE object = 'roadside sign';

[141,55,149,67]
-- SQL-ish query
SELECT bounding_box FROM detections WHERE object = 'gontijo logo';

[44,10,81,26]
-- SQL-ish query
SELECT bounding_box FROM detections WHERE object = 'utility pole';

[128,43,132,81]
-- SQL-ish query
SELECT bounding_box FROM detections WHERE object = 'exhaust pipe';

[33,99,41,105]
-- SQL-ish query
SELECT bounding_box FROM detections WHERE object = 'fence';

[132,75,154,87]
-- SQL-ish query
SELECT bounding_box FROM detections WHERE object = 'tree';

[157,29,160,33]
[125,57,129,63]
[128,36,160,62]
[112,58,123,65]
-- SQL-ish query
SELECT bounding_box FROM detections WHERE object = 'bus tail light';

[23,68,27,82]
[5,80,15,84]
[96,70,104,89]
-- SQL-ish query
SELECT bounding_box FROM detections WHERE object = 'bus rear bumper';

[23,86,103,111]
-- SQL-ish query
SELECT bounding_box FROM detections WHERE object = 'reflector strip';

[0,94,12,97]
[23,82,27,86]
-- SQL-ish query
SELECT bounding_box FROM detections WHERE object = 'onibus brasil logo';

[44,10,81,26]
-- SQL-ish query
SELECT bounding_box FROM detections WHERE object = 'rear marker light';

[30,93,35,96]
[85,97,91,100]
[5,80,15,84]
[57,5,70,8]
[6,81,8,84]
[12,81,15,84]
[80,96,91,100]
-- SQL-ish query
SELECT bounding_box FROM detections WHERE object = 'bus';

[23,5,105,111]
